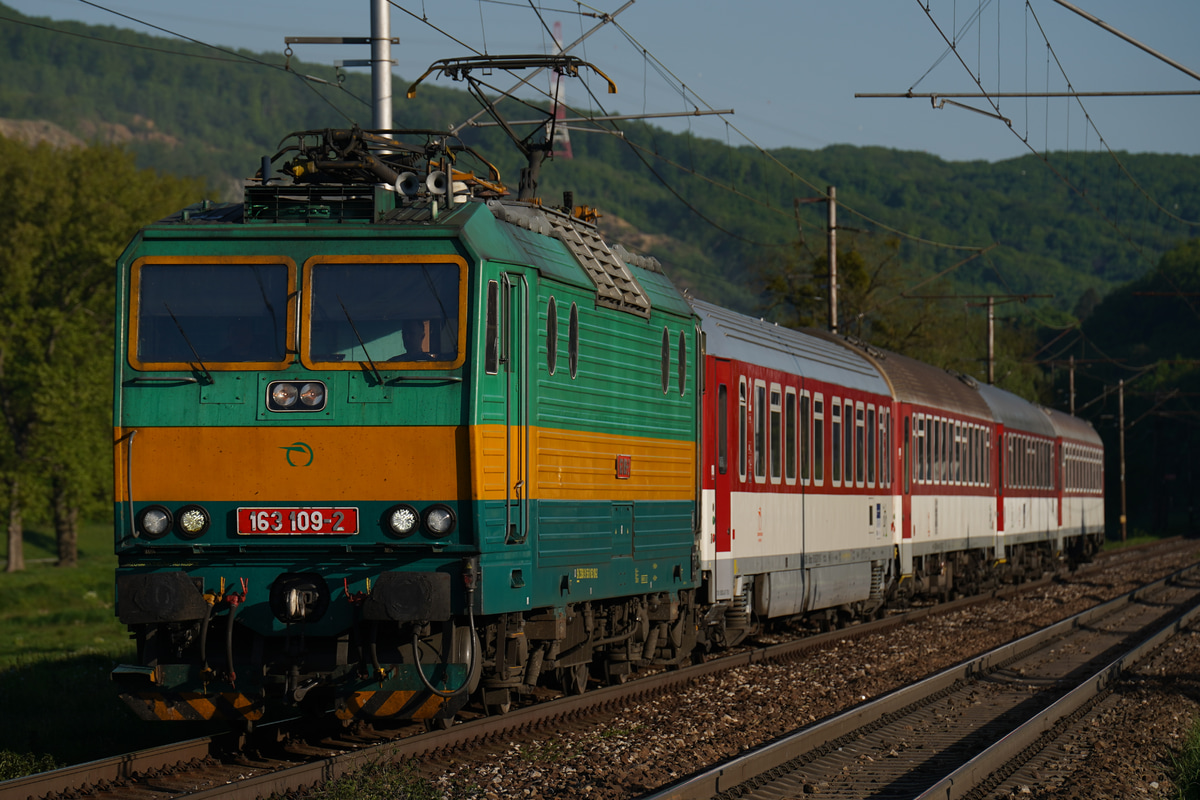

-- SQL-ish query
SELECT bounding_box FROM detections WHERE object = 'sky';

[6,0,1200,163]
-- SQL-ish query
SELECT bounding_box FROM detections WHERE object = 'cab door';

[500,272,530,544]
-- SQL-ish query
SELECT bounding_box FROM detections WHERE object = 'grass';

[0,521,218,775]
[1173,718,1200,799]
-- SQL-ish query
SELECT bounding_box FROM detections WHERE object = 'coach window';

[954,423,962,485]
[855,405,865,486]
[770,385,783,483]
[800,392,811,483]
[755,381,767,483]
[884,409,892,487]
[866,406,876,487]
[718,384,728,475]
[845,401,855,486]
[831,401,842,487]
[913,416,922,484]
[785,387,797,484]
[546,297,558,375]
[568,303,579,378]
[738,378,748,482]
[813,395,825,484]
[944,420,952,484]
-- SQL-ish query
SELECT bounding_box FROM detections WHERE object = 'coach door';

[501,272,530,544]
[712,359,734,601]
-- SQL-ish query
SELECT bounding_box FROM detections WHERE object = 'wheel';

[560,663,589,695]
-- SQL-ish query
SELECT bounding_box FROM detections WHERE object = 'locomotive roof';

[692,300,890,395]
[975,382,1057,437]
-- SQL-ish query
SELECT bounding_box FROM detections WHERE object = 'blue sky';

[8,0,1200,162]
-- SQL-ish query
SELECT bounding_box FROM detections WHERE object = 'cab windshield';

[308,262,461,364]
[136,262,289,365]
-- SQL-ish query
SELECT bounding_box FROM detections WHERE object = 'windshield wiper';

[163,302,214,384]
[337,295,384,385]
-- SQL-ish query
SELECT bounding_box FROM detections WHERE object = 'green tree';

[0,136,199,570]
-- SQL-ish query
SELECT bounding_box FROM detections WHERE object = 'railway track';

[640,561,1200,800]
[2,539,1193,800]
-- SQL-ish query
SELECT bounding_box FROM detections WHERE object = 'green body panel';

[113,196,700,710]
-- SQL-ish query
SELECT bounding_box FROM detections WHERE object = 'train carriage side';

[860,352,999,598]
[111,192,700,723]
[694,301,897,633]
[1044,407,1105,558]
[976,382,1065,576]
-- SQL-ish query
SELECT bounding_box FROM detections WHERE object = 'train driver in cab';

[394,317,438,360]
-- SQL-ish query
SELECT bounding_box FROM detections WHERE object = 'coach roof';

[693,300,889,396]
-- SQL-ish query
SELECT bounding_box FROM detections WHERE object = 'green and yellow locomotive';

[112,126,701,723]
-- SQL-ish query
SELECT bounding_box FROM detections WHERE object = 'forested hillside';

[1,1,1197,324]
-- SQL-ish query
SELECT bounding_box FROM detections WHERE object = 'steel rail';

[2,540,1185,800]
[0,736,217,800]
[640,561,1200,800]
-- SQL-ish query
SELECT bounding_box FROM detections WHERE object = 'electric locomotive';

[111,125,701,723]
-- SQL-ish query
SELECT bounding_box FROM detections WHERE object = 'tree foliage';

[2,2,1199,325]
[0,137,199,570]
[1070,238,1200,536]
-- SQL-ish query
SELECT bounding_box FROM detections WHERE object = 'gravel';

[424,543,1200,799]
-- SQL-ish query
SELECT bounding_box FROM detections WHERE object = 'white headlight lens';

[299,383,325,407]
[178,507,208,534]
[140,508,171,536]
[424,506,455,535]
[272,383,299,407]
[388,505,419,535]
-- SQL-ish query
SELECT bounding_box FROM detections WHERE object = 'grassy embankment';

[0,522,222,778]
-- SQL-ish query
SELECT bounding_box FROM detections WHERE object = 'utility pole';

[987,296,995,385]
[827,186,838,335]
[1069,355,1076,415]
[1119,378,1127,542]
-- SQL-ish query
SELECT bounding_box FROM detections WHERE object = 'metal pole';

[827,186,837,335]
[371,0,392,131]
[987,296,995,385]
[1119,378,1127,542]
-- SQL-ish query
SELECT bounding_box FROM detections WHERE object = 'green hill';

[1,1,1197,320]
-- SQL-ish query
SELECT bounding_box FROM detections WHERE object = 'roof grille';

[543,213,651,318]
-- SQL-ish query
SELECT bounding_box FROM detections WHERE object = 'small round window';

[677,330,687,396]
[568,303,580,379]
[547,297,558,375]
[661,327,671,394]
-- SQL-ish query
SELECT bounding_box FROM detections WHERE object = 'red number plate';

[236,507,359,535]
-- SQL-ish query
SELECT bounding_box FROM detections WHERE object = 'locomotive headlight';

[137,505,173,538]
[176,504,211,538]
[271,382,299,407]
[422,505,456,536]
[299,382,325,407]
[386,504,419,536]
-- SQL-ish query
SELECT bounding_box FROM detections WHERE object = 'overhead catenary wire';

[911,0,1200,324]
